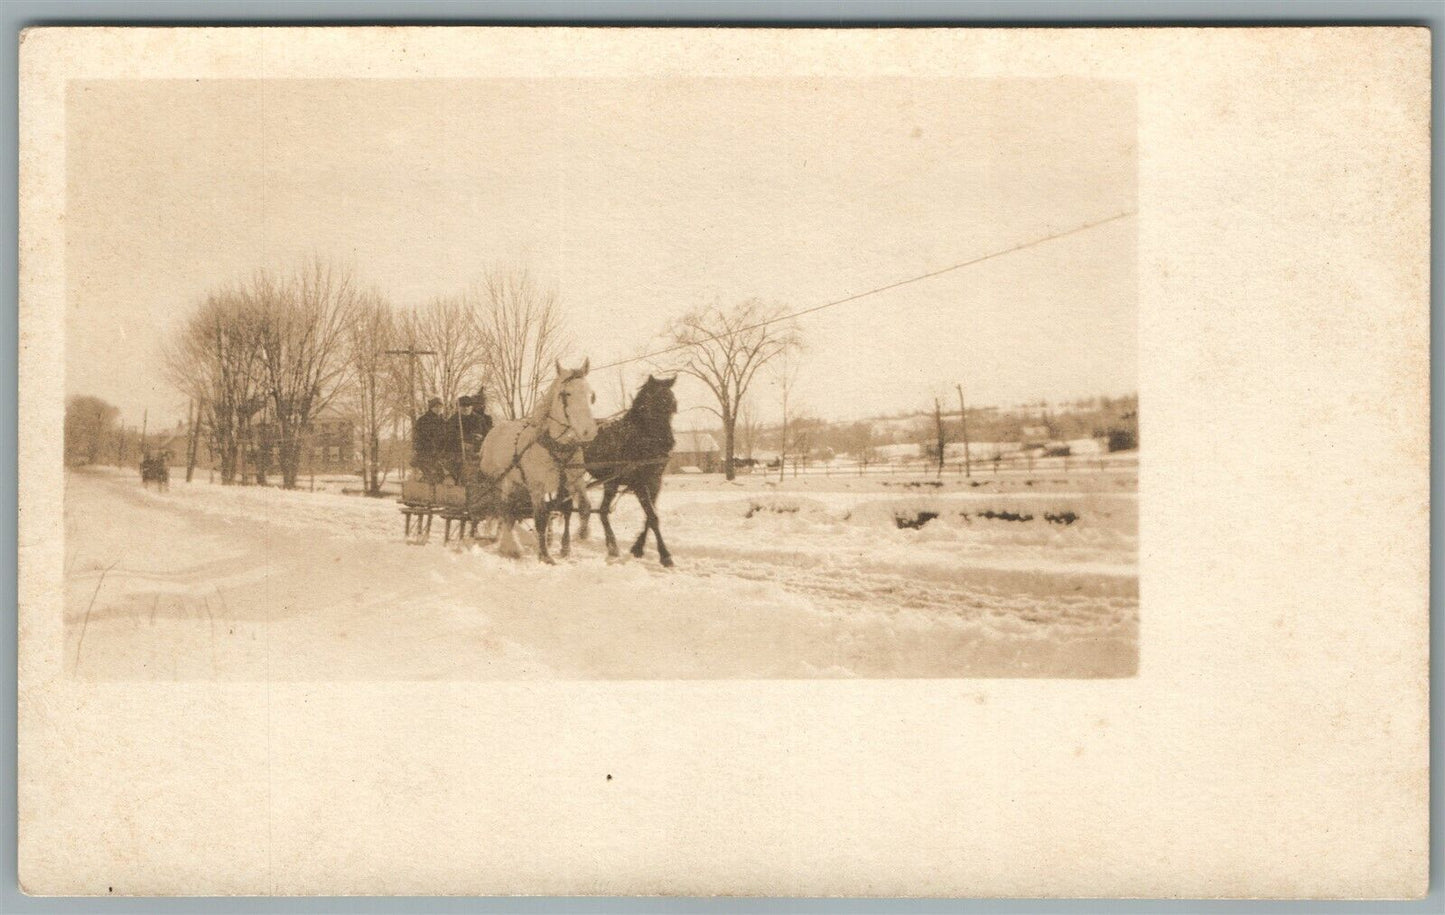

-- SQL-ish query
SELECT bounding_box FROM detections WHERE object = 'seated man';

[466,389,494,445]
[446,394,494,484]
[411,397,447,484]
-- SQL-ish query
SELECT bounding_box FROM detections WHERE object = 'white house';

[668,431,721,473]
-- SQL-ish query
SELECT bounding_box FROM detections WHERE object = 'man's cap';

[428,397,443,408]
[458,395,474,407]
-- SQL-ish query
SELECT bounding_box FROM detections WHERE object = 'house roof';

[313,405,354,422]
[676,431,719,454]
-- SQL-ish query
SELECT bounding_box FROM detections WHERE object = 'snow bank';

[64,467,1138,679]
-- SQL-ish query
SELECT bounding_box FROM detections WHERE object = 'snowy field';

[63,466,1138,679]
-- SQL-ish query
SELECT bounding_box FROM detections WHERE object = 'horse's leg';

[558,495,572,558]
[496,490,522,558]
[630,489,651,559]
[575,486,591,541]
[637,482,672,567]
[500,514,522,557]
[533,496,555,565]
[598,482,620,558]
[631,484,663,561]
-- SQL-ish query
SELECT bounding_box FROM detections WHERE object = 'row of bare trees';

[164,261,358,489]
[662,298,802,481]
[165,259,568,493]
[63,395,122,466]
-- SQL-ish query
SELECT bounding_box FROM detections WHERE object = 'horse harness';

[487,393,588,505]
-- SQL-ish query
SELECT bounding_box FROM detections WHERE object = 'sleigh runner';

[398,474,547,547]
[398,480,473,544]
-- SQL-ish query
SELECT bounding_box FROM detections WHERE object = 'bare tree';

[344,289,399,496]
[400,293,488,411]
[737,397,761,464]
[246,259,358,489]
[664,298,801,481]
[163,287,265,484]
[471,268,570,420]
[839,421,876,470]
[64,395,120,467]
[616,368,630,416]
[789,414,825,474]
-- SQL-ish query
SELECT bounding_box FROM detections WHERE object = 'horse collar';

[537,426,580,462]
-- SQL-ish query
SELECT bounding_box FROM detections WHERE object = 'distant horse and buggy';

[139,450,171,491]
[399,362,679,567]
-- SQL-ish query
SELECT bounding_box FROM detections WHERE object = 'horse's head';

[546,358,597,446]
[636,374,679,421]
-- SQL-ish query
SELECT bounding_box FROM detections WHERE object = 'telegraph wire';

[595,209,1136,372]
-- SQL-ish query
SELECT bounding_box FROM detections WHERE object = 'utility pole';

[185,399,200,483]
[779,351,789,483]
[140,408,148,459]
[933,398,946,478]
[956,383,972,478]
[385,341,438,424]
[386,340,436,484]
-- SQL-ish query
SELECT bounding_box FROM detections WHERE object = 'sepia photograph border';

[9,1,1440,909]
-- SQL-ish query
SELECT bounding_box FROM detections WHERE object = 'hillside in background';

[694,393,1139,464]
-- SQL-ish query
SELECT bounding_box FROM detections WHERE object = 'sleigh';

[397,471,580,549]
[140,454,170,491]
[398,480,483,545]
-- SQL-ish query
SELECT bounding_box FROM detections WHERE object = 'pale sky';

[66,78,1136,429]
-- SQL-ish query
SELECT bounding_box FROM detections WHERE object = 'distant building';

[875,442,925,463]
[943,441,1019,461]
[306,409,359,471]
[1066,437,1107,455]
[228,407,359,478]
[668,431,720,474]
[748,449,781,470]
[1019,424,1051,447]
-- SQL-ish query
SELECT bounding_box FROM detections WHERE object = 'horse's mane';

[625,378,676,421]
[617,379,675,447]
[584,377,674,484]
[624,381,655,420]
[527,375,563,427]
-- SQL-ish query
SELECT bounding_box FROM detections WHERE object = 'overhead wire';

[594,209,1135,372]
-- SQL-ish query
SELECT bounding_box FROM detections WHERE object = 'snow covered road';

[63,469,1137,679]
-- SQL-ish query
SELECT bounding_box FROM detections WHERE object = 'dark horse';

[566,375,678,567]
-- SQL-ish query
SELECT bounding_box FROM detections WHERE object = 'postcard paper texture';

[18,27,1429,897]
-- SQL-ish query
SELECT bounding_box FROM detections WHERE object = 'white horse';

[478,360,598,564]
